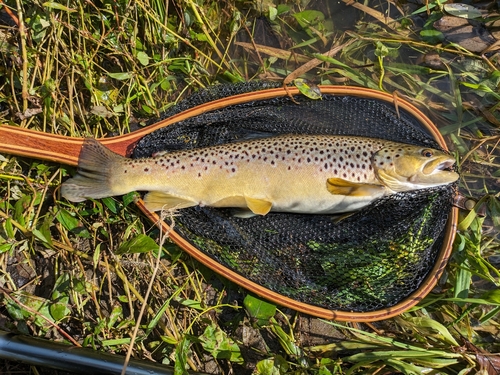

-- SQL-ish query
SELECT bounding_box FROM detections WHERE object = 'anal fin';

[143,191,197,212]
[326,178,384,197]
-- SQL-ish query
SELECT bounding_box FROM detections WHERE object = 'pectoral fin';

[245,197,272,215]
[144,191,197,212]
[375,170,401,192]
[326,178,385,197]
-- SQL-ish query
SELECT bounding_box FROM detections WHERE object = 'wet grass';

[0,0,499,374]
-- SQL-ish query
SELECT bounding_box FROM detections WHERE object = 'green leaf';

[136,51,150,66]
[32,228,52,247]
[49,301,71,321]
[374,41,389,58]
[14,195,31,227]
[255,356,288,375]
[294,79,322,100]
[115,234,158,255]
[199,323,243,363]
[487,195,500,228]
[122,192,138,207]
[4,218,15,238]
[56,208,80,231]
[244,294,276,325]
[419,29,444,41]
[101,197,118,214]
[142,104,154,114]
[107,304,123,328]
[293,10,324,29]
[480,289,500,304]
[268,6,278,21]
[0,243,14,254]
[443,3,482,19]
[102,338,131,346]
[51,273,71,301]
[107,72,133,80]
[406,317,459,346]
[43,2,76,12]
[174,337,190,375]
[9,292,55,330]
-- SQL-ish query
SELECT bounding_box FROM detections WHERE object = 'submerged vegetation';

[0,0,499,374]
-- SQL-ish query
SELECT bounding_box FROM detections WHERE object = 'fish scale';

[61,134,459,216]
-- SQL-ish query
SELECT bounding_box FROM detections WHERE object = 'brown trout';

[61,135,459,215]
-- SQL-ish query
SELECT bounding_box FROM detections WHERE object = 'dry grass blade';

[234,42,310,63]
[283,38,356,85]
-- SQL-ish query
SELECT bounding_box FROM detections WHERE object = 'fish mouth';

[423,157,456,175]
[436,159,455,171]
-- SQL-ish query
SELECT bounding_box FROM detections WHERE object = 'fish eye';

[421,149,433,158]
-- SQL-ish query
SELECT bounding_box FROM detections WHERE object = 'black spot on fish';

[144,168,149,172]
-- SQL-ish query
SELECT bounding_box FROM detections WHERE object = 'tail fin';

[61,138,123,202]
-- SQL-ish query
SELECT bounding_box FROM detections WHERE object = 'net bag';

[133,83,458,321]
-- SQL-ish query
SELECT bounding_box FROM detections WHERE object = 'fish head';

[373,144,459,192]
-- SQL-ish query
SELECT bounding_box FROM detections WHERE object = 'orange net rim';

[134,85,458,322]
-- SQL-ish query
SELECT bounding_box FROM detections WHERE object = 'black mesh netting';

[132,82,455,312]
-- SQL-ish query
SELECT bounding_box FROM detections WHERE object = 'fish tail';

[61,138,124,202]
